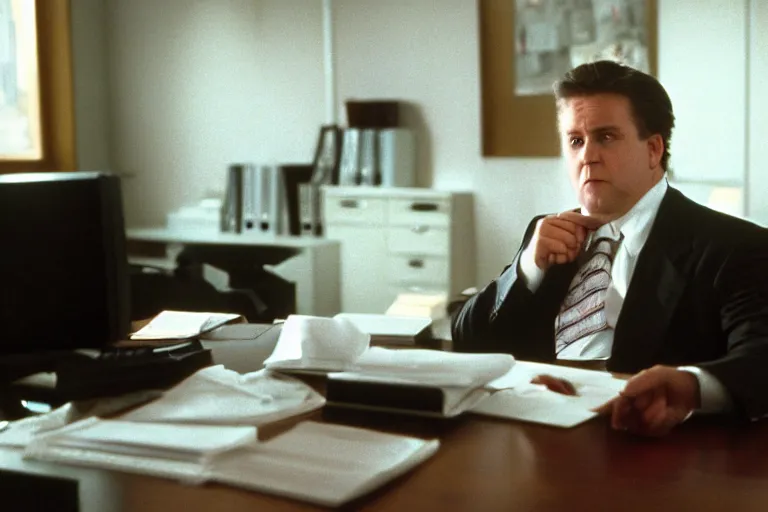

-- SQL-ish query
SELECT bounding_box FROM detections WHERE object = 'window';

[0,0,75,173]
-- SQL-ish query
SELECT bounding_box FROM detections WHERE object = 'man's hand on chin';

[594,366,701,437]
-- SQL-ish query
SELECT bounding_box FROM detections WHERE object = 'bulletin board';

[479,0,657,157]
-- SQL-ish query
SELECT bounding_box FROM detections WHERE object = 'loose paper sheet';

[473,361,627,428]
[131,311,242,340]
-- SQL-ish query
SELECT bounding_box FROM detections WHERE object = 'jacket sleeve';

[698,236,768,419]
[451,216,558,361]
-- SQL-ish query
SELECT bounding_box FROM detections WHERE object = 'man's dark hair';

[553,60,675,171]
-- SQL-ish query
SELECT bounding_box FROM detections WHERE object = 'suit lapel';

[609,189,691,373]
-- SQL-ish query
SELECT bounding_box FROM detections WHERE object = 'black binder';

[326,379,446,415]
[325,376,486,418]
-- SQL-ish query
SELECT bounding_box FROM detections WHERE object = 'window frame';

[0,0,75,173]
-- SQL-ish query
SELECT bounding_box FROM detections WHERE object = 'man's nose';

[580,139,600,165]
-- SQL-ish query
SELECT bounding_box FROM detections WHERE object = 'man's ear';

[647,134,664,169]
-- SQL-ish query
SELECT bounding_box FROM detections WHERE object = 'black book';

[325,375,488,418]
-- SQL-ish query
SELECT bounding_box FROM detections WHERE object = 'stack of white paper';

[343,347,515,388]
[25,419,439,508]
[212,422,440,507]
[0,404,74,449]
[472,361,627,428]
[0,390,162,449]
[118,365,325,426]
[385,292,447,319]
[26,418,258,482]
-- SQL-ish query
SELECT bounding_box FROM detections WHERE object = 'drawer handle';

[339,199,360,209]
[411,225,429,234]
[410,202,439,212]
[408,259,425,269]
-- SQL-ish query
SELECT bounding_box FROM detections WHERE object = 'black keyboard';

[56,340,213,401]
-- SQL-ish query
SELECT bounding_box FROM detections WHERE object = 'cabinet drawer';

[388,197,450,227]
[324,195,386,225]
[387,255,448,286]
[388,226,449,255]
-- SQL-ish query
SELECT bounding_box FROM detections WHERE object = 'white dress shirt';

[518,179,732,413]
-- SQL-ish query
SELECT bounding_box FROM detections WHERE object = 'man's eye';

[601,133,615,142]
[569,137,583,148]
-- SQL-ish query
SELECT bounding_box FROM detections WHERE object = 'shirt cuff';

[518,245,545,293]
[678,366,734,414]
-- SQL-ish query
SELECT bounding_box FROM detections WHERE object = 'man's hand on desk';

[594,366,700,437]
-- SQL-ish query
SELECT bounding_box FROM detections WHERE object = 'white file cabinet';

[323,186,475,314]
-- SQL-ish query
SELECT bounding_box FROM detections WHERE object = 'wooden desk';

[3,410,768,511]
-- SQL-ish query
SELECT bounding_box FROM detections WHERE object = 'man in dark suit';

[452,60,768,437]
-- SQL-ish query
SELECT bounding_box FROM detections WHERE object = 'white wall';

[658,0,751,219]
[106,0,326,228]
[659,0,747,185]
[95,0,761,289]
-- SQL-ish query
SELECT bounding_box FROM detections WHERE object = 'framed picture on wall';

[479,0,658,157]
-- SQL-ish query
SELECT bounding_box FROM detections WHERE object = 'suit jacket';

[452,187,768,419]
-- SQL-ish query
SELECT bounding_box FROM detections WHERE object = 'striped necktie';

[554,234,622,354]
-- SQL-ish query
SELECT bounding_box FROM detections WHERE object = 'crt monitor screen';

[0,172,130,354]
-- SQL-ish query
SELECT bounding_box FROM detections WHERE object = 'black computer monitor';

[0,172,130,354]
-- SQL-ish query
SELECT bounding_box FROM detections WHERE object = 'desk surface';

[127,227,339,249]
[3,409,768,511]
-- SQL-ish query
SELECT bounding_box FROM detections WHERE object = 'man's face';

[558,93,664,220]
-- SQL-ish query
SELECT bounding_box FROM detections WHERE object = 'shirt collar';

[583,178,668,257]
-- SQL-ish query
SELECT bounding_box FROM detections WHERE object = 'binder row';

[221,164,286,236]
[219,127,414,237]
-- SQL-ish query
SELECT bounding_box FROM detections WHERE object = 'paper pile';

[25,419,439,508]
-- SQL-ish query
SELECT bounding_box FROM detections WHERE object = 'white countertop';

[126,227,339,249]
